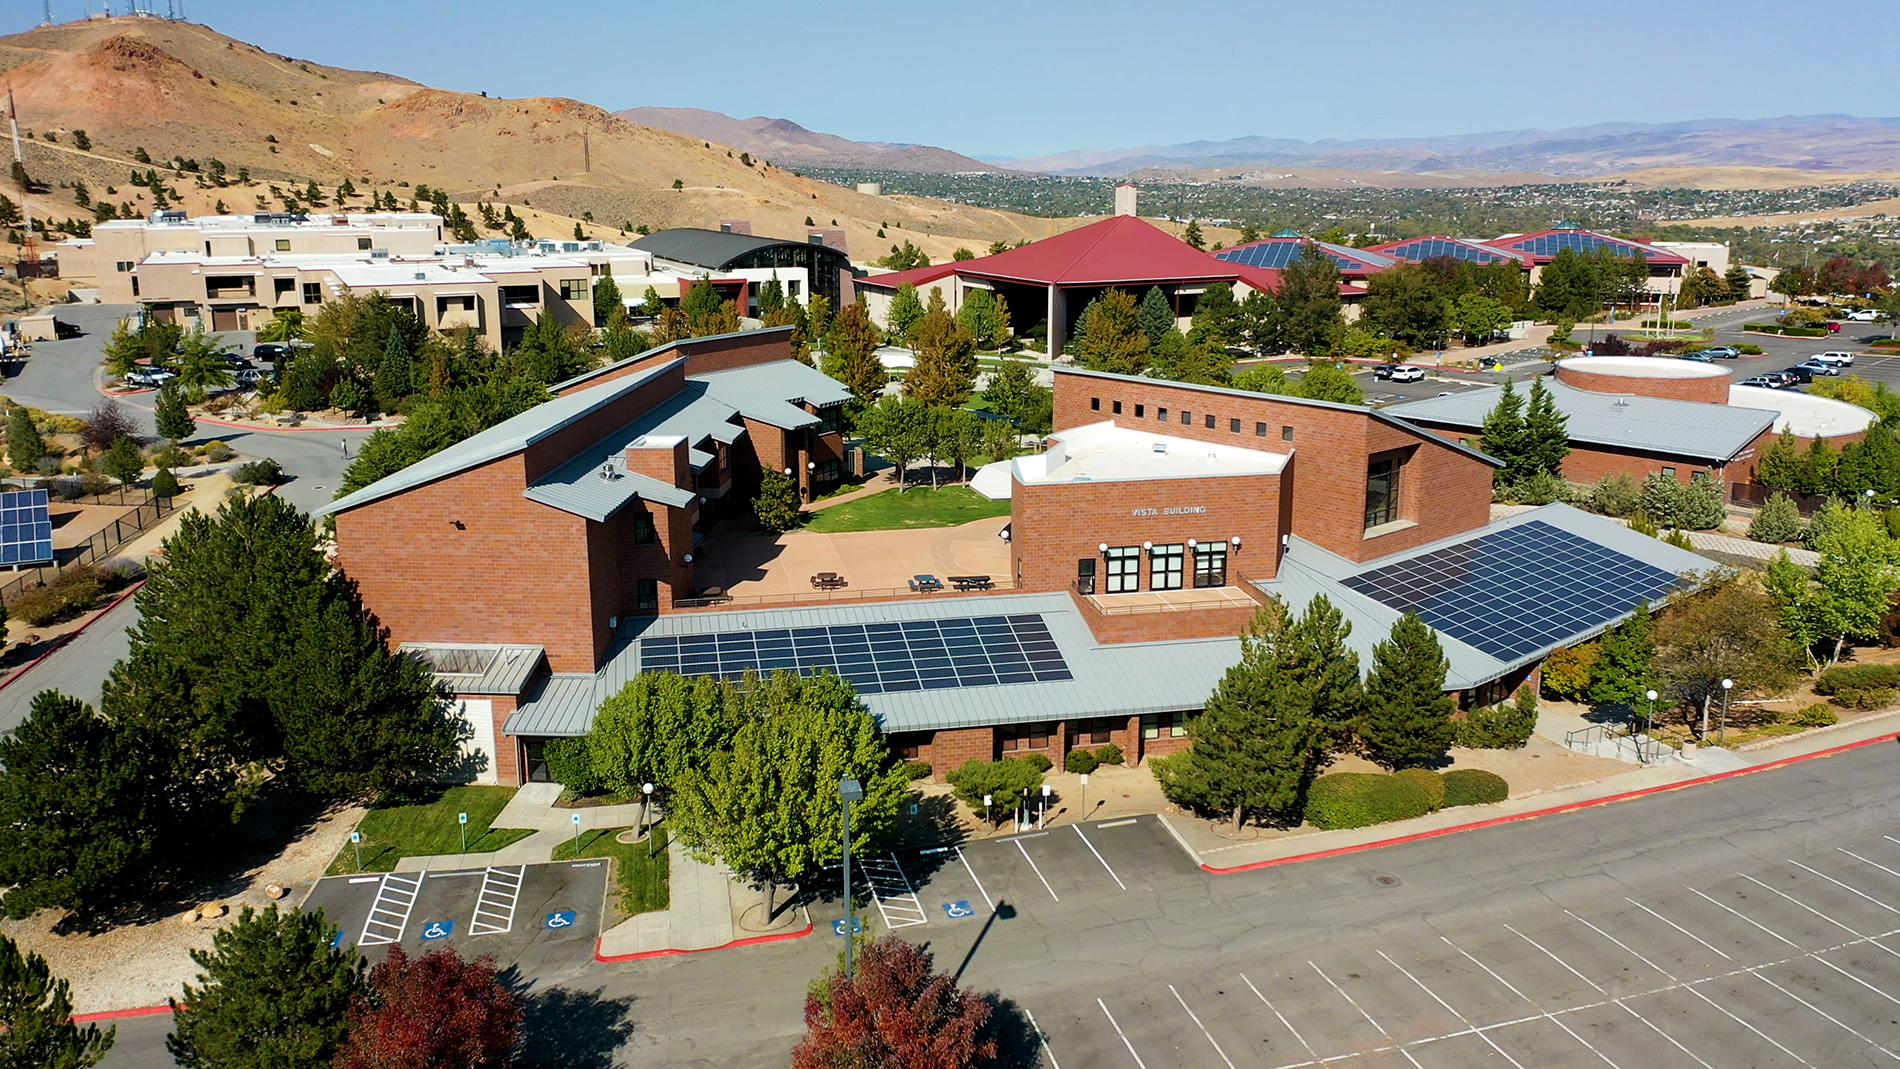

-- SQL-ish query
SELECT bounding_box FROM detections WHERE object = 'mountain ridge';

[613,106,1000,173]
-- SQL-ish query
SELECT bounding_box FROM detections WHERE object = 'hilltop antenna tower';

[42,1,54,26]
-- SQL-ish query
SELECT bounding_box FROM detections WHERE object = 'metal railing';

[1563,721,1677,766]
[0,492,179,604]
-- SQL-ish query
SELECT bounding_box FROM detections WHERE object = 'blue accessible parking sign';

[942,900,974,919]
[545,911,576,930]
[420,920,454,941]
[832,917,863,936]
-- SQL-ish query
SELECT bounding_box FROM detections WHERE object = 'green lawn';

[328,785,535,874]
[552,826,671,916]
[804,485,1011,533]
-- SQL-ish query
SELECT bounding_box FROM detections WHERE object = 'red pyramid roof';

[954,216,1251,287]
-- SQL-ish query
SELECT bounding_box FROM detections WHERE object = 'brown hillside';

[0,17,1070,262]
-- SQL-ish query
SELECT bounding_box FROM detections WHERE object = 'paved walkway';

[394,783,650,872]
[595,840,744,958]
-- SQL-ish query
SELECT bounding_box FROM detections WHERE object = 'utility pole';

[42,1,53,26]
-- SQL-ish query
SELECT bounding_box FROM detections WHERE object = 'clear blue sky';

[10,0,1897,158]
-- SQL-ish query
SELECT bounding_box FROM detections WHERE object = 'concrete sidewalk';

[394,783,653,873]
[594,839,748,960]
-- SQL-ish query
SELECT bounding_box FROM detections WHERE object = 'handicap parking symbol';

[420,920,454,941]
[331,930,346,949]
[545,910,576,930]
[831,917,863,936]
[941,900,974,919]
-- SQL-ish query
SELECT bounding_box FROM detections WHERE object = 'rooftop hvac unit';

[370,249,390,259]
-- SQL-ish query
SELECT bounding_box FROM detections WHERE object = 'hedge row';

[1816,664,1900,710]
[1743,323,1831,337]
[1304,768,1509,829]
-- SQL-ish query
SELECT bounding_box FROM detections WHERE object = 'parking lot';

[302,860,607,971]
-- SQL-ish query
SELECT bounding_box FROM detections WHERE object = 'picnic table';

[810,572,849,590]
[947,575,994,591]
[909,574,943,593]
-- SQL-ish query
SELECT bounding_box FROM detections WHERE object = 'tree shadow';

[509,978,637,1069]
[982,992,1047,1069]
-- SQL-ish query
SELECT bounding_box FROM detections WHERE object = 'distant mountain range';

[990,115,1900,177]
[613,107,1000,174]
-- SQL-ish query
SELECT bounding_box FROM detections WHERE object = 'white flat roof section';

[1728,385,1876,438]
[1012,420,1289,486]
[1557,355,1729,380]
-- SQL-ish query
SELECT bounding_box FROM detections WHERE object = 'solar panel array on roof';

[1340,520,1678,662]
[638,614,1072,694]
[1216,242,1353,272]
[1381,238,1515,264]
[0,489,52,566]
[1497,232,1656,260]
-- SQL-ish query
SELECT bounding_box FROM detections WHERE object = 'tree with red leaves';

[335,944,521,1069]
[793,936,997,1069]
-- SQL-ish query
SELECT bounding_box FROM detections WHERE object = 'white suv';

[1810,351,1857,367]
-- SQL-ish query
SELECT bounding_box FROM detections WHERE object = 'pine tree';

[1156,626,1317,829]
[373,328,413,412]
[757,272,785,317]
[1478,379,1525,485]
[591,273,622,327]
[1075,289,1149,375]
[1136,286,1176,347]
[7,407,45,472]
[167,907,363,1069]
[1756,429,1804,492]
[1182,219,1205,250]
[1723,264,1753,302]
[102,436,144,486]
[1837,425,1900,499]
[1280,595,1364,752]
[1359,613,1456,769]
[152,466,181,500]
[885,283,924,342]
[1587,602,1657,710]
[0,933,114,1067]
[1520,377,1570,477]
[1748,492,1804,544]
[1801,437,1841,497]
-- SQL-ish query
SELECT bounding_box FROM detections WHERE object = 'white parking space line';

[1097,998,1149,1069]
[1016,838,1060,902]
[1097,818,1137,828]
[1309,961,1427,1069]
[1169,984,1238,1069]
[1789,859,1900,915]
[1513,927,1717,1069]
[1024,1007,1062,1069]
[468,865,524,936]
[1505,924,1605,992]
[1377,950,1526,1069]
[1074,826,1126,890]
[1841,847,1900,884]
[1739,873,1900,957]
[955,846,994,911]
[1240,972,1320,1065]
[357,872,422,947]
[857,855,928,929]
[1688,887,1800,947]
[1625,897,1731,959]
[1751,970,1900,1061]
[1439,936,1622,1068]
[1568,909,1816,1069]
[1812,954,1900,1009]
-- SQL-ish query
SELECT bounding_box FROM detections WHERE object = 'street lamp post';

[839,777,865,980]
[1645,688,1659,737]
[1719,678,1733,746]
[1040,784,1051,830]
[1078,774,1088,821]
[641,782,655,857]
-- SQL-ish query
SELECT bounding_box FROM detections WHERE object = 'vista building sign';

[1131,505,1208,517]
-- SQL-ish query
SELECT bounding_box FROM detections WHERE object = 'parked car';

[1696,346,1741,359]
[1371,363,1398,380]
[1781,366,1816,384]
[1810,351,1856,367]
[252,343,291,362]
[1796,359,1844,376]
[123,367,177,387]
[220,353,255,369]
[1737,375,1783,388]
[1387,364,1425,383]
[1679,351,1714,363]
[234,367,271,387]
[1845,309,1879,322]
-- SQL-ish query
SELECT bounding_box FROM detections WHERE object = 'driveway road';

[0,593,134,728]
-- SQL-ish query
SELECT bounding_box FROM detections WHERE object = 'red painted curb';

[0,579,145,695]
[1201,730,1900,875]
[594,919,814,963]
[72,1003,172,1023]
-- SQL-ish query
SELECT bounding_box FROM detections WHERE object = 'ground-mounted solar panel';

[637,613,1072,692]
[1340,521,1679,663]
[0,488,53,566]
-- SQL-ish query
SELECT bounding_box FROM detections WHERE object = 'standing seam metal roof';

[1383,380,1777,463]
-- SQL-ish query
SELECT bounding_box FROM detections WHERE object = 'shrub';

[1748,493,1804,544]
[901,759,932,781]
[201,440,235,462]
[1541,643,1599,701]
[1816,664,1900,709]
[1093,742,1125,765]
[1393,768,1445,810]
[1454,686,1538,748]
[543,736,599,793]
[7,564,111,626]
[945,757,1044,818]
[1064,748,1099,774]
[152,467,180,498]
[232,458,285,485]
[1303,772,1436,830]
[1442,769,1509,807]
[1017,752,1053,773]
[1793,703,1840,727]
[1737,343,1763,355]
[1628,510,1659,537]
[78,471,113,498]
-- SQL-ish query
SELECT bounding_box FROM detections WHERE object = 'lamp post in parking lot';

[840,777,865,980]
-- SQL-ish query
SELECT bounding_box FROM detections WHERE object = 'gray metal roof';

[1057,366,1504,469]
[631,228,811,270]
[503,592,1242,737]
[552,326,795,394]
[321,358,686,517]
[1384,379,1778,463]
[696,360,851,428]
[1254,503,1718,689]
[400,643,545,696]
[522,381,758,521]
[502,673,598,736]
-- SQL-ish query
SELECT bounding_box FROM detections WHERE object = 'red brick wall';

[1011,471,1285,594]
[525,363,686,483]
[486,697,519,784]
[925,726,996,780]
[1556,364,1731,405]
[1052,370,1494,563]
[1063,587,1263,644]
[552,328,796,396]
[1411,421,1774,494]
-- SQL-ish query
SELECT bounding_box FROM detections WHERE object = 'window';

[817,406,842,435]
[274,277,295,296]
[1105,546,1141,593]
[357,237,372,250]
[1134,404,1144,418]
[559,278,590,301]
[130,276,139,297]
[1230,418,1241,433]
[1255,422,1267,437]
[787,280,801,298]
[1282,426,1294,442]
[1157,407,1168,422]
[633,510,657,544]
[1205,414,1216,430]
[302,282,323,304]
[815,459,840,482]
[1661,466,1677,479]
[1150,543,1185,590]
[1077,719,1113,745]
[1075,557,1096,595]
[1366,456,1401,529]
[1692,470,1710,483]
[1112,400,1123,414]
[1091,397,1100,411]
[999,722,1053,751]
[1193,543,1228,588]
[1180,410,1191,425]
[274,238,291,252]
[1141,711,1186,740]
[635,578,659,612]
[501,284,540,305]
[115,261,134,272]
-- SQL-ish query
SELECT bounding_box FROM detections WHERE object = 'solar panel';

[0,489,53,566]
[1502,232,1654,261]
[1217,241,1375,273]
[637,613,1072,694]
[1385,238,1513,264]
[1341,521,1679,662]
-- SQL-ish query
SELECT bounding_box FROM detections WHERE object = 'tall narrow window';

[1193,543,1228,588]
[1105,546,1141,593]
[1076,557,1097,595]
[633,510,657,544]
[1366,457,1401,529]
[1151,543,1185,590]
[635,578,659,612]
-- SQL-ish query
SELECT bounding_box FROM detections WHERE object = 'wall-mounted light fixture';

[1098,542,1108,553]
[1230,535,1242,548]
[783,467,793,476]
[807,461,816,471]
[1186,538,1197,548]
[1142,540,1153,551]
[683,553,694,564]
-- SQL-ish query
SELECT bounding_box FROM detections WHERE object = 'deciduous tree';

[1586,602,1656,710]
[885,283,924,342]
[1278,244,1345,356]
[856,395,931,490]
[102,436,143,486]
[905,306,978,407]
[752,465,801,532]
[825,301,887,408]
[1655,571,1801,732]
[167,907,362,1069]
[335,944,520,1069]
[586,672,736,801]
[1767,505,1900,668]
[1074,288,1148,375]
[794,936,995,1069]
[1358,613,1455,769]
